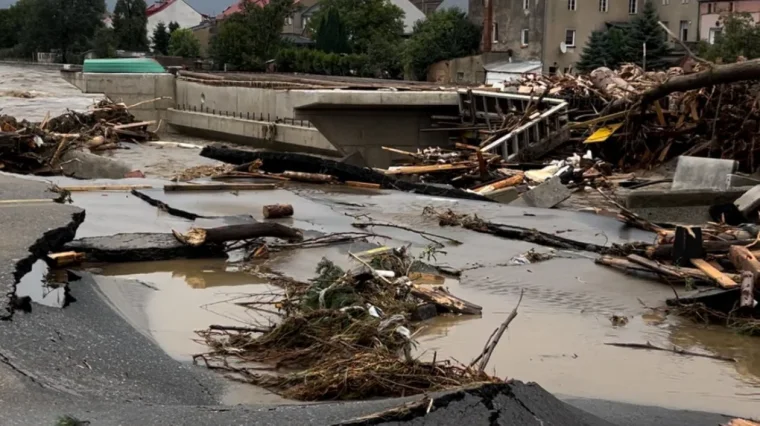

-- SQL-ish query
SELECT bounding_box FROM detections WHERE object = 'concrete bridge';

[60,70,567,167]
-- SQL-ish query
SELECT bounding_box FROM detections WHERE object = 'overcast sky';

[0,0,231,16]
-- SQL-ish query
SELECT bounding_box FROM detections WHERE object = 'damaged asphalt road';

[0,174,739,425]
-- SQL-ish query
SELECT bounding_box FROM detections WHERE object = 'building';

[699,0,760,43]
[390,0,428,33]
[437,0,469,13]
[146,0,205,37]
[470,0,699,73]
[411,0,444,15]
[191,18,216,58]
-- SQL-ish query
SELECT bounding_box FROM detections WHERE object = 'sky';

[0,0,232,16]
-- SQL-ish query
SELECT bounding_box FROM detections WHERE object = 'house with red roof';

[146,0,205,38]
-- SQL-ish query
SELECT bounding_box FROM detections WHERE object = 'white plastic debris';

[395,326,411,339]
[525,164,561,183]
[376,270,396,279]
[33,135,44,147]
[367,303,384,318]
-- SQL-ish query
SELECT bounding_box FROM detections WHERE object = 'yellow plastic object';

[584,123,623,144]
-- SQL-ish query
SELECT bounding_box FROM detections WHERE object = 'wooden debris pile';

[597,207,760,334]
[0,98,158,175]
[194,248,507,401]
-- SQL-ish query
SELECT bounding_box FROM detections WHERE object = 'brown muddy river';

[5,63,760,417]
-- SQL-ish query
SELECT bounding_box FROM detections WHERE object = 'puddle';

[92,259,279,362]
[16,260,74,309]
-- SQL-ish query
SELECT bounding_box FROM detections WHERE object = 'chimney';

[482,0,493,52]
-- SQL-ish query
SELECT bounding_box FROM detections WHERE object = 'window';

[729,2,734,11]
[521,29,529,45]
[709,27,722,44]
[680,20,688,40]
[707,3,713,13]
[600,0,608,12]
[492,22,499,42]
[629,0,638,13]
[285,15,293,25]
[568,0,576,11]
[565,29,576,47]
[662,0,669,5]
[523,0,530,9]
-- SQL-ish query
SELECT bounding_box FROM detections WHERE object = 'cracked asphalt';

[0,173,740,425]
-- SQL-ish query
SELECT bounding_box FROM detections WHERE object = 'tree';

[314,7,349,54]
[310,0,404,54]
[211,0,296,69]
[113,0,149,51]
[577,30,613,72]
[93,27,117,58]
[0,5,25,50]
[19,0,106,61]
[168,21,180,34]
[151,21,170,55]
[701,13,760,62]
[623,0,670,69]
[169,28,200,57]
[404,9,481,80]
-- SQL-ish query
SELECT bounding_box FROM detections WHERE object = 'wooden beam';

[690,258,738,289]
[112,120,156,130]
[385,163,473,175]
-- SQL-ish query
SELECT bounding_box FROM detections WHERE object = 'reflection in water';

[16,260,72,308]
[94,259,276,362]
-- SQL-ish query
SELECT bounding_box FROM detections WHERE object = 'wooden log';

[61,185,154,192]
[385,163,473,175]
[472,172,524,194]
[628,254,741,282]
[112,120,156,130]
[163,183,278,192]
[648,239,758,259]
[641,59,760,107]
[408,272,445,285]
[410,284,482,315]
[46,251,85,267]
[344,181,381,189]
[173,223,303,247]
[690,258,738,289]
[740,271,755,309]
[281,170,335,183]
[263,204,293,219]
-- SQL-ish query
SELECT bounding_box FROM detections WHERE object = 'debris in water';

[508,249,556,266]
[194,248,493,401]
[172,164,234,182]
[608,314,629,327]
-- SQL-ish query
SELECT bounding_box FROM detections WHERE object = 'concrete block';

[728,174,760,188]
[671,156,738,191]
[509,177,571,209]
[734,185,760,217]
[485,186,519,204]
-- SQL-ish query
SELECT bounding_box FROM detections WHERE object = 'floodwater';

[5,63,760,417]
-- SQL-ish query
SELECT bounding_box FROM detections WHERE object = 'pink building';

[700,0,760,43]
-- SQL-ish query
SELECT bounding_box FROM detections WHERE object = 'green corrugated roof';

[83,58,167,73]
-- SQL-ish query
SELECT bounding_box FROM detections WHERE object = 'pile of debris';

[193,247,519,401]
[0,98,157,175]
[505,60,760,173]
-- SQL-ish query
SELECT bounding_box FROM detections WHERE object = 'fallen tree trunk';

[174,223,303,246]
[648,239,758,259]
[201,145,492,203]
[469,221,609,253]
[410,284,482,315]
[281,171,335,183]
[641,60,760,106]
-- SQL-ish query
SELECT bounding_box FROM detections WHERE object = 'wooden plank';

[344,181,381,189]
[163,183,278,192]
[729,246,760,307]
[385,163,473,175]
[740,271,755,308]
[381,146,419,157]
[47,251,85,267]
[690,258,738,289]
[654,100,666,125]
[112,120,156,130]
[408,272,445,285]
[61,185,153,192]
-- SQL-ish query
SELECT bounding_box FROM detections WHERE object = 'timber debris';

[193,247,518,401]
[0,98,157,175]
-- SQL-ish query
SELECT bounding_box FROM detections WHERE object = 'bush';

[275,48,371,76]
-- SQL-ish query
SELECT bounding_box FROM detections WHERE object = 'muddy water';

[5,64,760,416]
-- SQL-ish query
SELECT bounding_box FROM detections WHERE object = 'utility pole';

[642,42,647,71]
[483,0,493,52]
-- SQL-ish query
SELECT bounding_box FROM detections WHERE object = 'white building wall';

[147,0,203,41]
